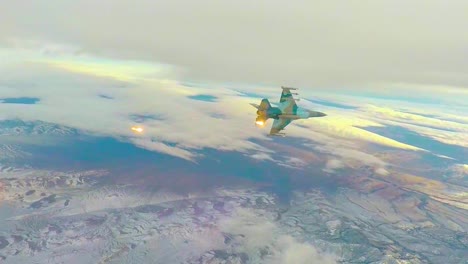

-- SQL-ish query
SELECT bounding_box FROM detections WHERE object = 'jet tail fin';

[259,99,271,110]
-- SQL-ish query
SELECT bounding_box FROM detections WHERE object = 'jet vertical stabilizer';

[259,99,271,110]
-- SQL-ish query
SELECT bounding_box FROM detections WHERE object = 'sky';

[2,0,468,94]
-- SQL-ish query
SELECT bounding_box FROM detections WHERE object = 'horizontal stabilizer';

[250,103,260,109]
[281,86,298,90]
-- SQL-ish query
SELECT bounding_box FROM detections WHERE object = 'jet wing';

[280,86,298,114]
[270,118,292,135]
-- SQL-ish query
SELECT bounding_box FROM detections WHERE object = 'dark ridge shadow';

[98,94,114,99]
[188,94,218,102]
[306,98,357,110]
[129,113,164,123]
[0,97,40,104]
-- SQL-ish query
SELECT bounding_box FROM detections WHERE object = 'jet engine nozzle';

[255,116,266,127]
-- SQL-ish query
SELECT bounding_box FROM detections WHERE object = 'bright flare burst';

[255,120,264,126]
[131,126,144,133]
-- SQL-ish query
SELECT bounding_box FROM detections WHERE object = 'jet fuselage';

[251,87,326,135]
[255,99,325,125]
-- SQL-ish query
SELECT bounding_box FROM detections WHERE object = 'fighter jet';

[250,86,326,136]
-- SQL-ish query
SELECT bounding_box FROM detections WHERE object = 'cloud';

[131,138,198,161]
[219,208,337,263]
[375,167,389,176]
[451,164,468,178]
[1,46,464,170]
[317,145,388,172]
[1,0,468,92]
[268,111,405,173]
[364,105,468,133]
[250,152,275,162]
[270,236,337,264]
[0,49,277,160]
[323,158,344,173]
[220,208,277,252]
[394,121,468,149]
[324,155,388,176]
[362,105,468,149]
[287,115,422,151]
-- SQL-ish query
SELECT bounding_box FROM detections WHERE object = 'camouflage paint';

[251,87,326,135]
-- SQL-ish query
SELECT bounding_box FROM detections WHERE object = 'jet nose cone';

[309,110,327,117]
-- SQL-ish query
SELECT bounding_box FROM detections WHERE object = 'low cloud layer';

[0,47,429,161]
[2,0,468,92]
[219,208,337,263]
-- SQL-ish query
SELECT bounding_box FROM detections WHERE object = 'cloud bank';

[1,45,466,176]
[2,47,438,162]
[220,208,337,264]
